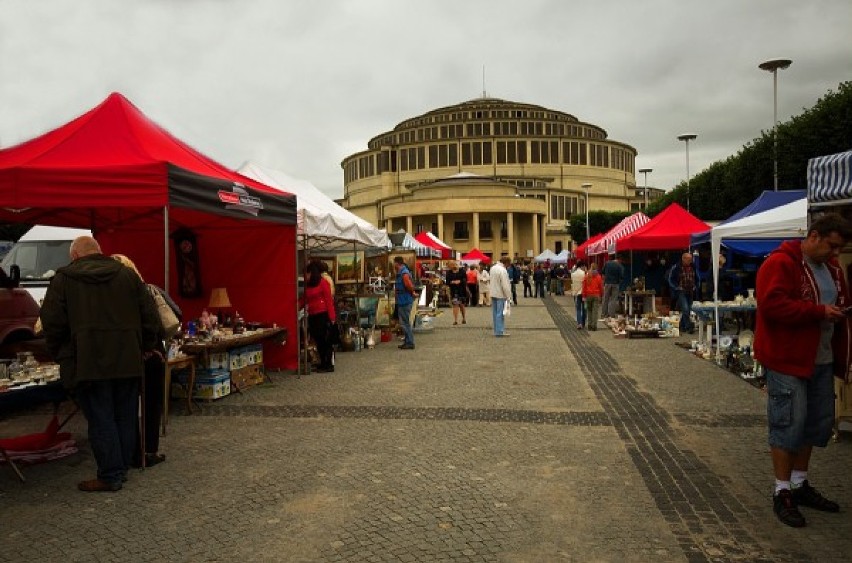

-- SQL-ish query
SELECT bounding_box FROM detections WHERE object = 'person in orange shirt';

[465,264,479,306]
[582,262,604,331]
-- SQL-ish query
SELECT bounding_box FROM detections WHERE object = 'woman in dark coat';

[113,254,181,468]
[445,261,468,325]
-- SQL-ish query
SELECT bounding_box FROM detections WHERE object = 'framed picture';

[311,256,337,279]
[364,252,388,280]
[388,250,416,279]
[336,251,364,284]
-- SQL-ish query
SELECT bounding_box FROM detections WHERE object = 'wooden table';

[179,327,287,393]
[179,327,286,363]
[163,354,196,435]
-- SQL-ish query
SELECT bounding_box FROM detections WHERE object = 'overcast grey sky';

[1,0,850,201]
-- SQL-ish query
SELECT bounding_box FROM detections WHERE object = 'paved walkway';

[2,295,851,562]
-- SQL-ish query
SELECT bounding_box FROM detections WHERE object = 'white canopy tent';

[709,197,807,352]
[534,249,557,263]
[238,162,389,251]
[552,249,570,264]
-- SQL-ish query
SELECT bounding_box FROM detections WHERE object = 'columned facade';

[339,97,638,259]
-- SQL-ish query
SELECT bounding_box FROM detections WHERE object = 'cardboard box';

[242,344,263,366]
[228,347,246,370]
[204,351,229,370]
[231,364,264,390]
[171,369,231,400]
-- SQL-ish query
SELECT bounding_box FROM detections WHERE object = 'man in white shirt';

[489,257,512,337]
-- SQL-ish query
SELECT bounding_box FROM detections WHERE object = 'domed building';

[339,97,640,260]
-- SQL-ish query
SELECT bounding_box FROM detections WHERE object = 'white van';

[0,225,91,305]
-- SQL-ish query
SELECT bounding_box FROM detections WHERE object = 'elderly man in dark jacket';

[41,236,160,492]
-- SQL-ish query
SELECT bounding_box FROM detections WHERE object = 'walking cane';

[139,368,146,470]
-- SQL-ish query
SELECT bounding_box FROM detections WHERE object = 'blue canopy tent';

[691,189,805,256]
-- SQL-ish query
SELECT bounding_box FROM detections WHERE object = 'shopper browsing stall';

[40,236,160,492]
[112,254,180,469]
[667,253,697,334]
[305,260,337,371]
[393,256,416,350]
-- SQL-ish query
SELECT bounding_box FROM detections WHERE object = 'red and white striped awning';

[587,212,650,255]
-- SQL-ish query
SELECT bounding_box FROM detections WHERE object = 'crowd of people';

[31,213,852,535]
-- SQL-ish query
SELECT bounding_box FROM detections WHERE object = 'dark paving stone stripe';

[543,297,809,563]
[197,404,612,426]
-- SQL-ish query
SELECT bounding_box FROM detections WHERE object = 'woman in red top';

[305,260,337,372]
[582,263,604,331]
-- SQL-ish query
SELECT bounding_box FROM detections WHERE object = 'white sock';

[790,470,807,488]
[775,480,791,495]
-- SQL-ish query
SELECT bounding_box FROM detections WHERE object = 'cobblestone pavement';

[2,295,851,562]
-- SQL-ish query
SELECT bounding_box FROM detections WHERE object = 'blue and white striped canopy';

[808,150,852,203]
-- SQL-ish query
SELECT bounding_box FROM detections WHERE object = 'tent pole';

[354,242,361,336]
[163,206,169,293]
[299,236,306,376]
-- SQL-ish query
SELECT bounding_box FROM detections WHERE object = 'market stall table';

[691,303,756,345]
[179,326,287,392]
[623,290,656,316]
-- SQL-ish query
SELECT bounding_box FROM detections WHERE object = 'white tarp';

[710,198,807,350]
[238,162,389,251]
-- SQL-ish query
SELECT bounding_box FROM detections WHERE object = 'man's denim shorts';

[766,364,835,451]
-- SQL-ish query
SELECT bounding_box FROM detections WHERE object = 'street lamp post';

[638,168,652,210]
[759,58,792,191]
[581,183,592,241]
[677,134,697,212]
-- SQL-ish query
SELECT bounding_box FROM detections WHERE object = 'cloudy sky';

[1,0,850,200]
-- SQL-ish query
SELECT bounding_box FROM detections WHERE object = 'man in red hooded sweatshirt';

[755,213,852,528]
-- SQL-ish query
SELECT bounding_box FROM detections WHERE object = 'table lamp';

[208,287,232,325]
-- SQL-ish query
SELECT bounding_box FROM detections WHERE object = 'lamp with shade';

[208,287,232,326]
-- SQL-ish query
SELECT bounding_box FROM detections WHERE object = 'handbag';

[149,286,180,338]
[503,299,511,316]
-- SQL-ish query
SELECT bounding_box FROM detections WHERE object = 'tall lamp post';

[638,168,652,210]
[581,183,592,241]
[759,58,792,191]
[677,134,697,212]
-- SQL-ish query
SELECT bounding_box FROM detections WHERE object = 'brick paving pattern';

[1,294,851,562]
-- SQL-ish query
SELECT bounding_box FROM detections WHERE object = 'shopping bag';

[503,300,511,316]
[149,286,180,337]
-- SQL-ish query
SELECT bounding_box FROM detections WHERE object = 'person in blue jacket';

[667,252,698,334]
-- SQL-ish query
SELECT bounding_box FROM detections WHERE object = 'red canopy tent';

[460,248,491,264]
[574,233,604,260]
[414,231,453,259]
[616,203,710,251]
[0,93,299,368]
